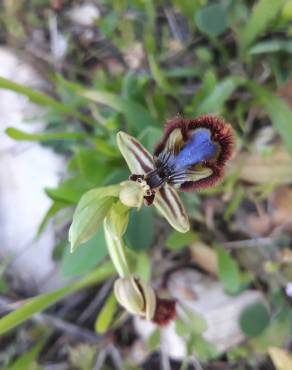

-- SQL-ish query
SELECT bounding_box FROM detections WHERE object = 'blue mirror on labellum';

[117,115,234,233]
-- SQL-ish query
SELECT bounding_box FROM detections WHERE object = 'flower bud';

[119,181,145,209]
[114,276,156,320]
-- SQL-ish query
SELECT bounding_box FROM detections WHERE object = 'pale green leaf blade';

[240,0,285,52]
[82,89,159,132]
[95,292,117,334]
[0,77,94,126]
[248,82,292,156]
[197,77,243,115]
[6,127,87,142]
[249,39,292,55]
[69,186,120,252]
[37,201,68,238]
[217,247,241,294]
[147,329,161,352]
[10,340,46,370]
[148,54,172,93]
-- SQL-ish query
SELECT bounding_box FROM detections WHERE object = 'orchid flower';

[117,115,234,233]
[69,115,233,325]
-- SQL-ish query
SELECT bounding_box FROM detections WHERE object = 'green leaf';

[282,0,292,20]
[82,89,159,134]
[0,77,65,109]
[138,126,163,153]
[239,302,270,337]
[187,310,208,335]
[195,4,229,37]
[166,230,197,251]
[165,67,200,79]
[251,317,290,352]
[239,0,285,52]
[0,262,115,336]
[175,310,207,337]
[224,187,245,222]
[5,127,87,142]
[135,252,151,282]
[187,70,217,112]
[197,77,243,115]
[61,229,108,277]
[94,137,120,158]
[171,0,201,22]
[126,207,155,251]
[147,329,161,352]
[95,292,117,334]
[46,177,93,204]
[0,77,95,127]
[98,11,119,37]
[248,82,292,156]
[217,247,241,294]
[249,39,292,55]
[9,340,46,370]
[176,319,192,337]
[37,201,68,238]
[188,333,219,361]
[73,147,112,185]
[148,54,172,93]
[69,186,120,252]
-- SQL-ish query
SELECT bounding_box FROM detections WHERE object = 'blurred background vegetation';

[0,0,292,369]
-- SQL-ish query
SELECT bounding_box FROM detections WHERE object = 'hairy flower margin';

[69,115,234,326]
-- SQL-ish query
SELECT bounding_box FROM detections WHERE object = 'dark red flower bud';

[152,297,176,326]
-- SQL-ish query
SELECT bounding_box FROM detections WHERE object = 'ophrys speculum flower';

[118,115,234,233]
[69,114,234,325]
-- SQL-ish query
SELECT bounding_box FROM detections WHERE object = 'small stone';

[68,3,100,27]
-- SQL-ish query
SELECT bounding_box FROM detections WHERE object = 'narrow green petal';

[117,131,154,175]
[154,184,190,233]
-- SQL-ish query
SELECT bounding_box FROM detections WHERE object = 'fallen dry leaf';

[277,80,292,108]
[271,186,292,225]
[230,148,292,184]
[280,249,292,264]
[234,186,292,237]
[189,242,218,276]
[269,347,292,370]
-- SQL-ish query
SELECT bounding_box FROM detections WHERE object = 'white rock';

[0,47,65,292]
[134,269,265,360]
[68,3,100,27]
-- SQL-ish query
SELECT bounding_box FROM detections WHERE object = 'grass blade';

[0,262,115,336]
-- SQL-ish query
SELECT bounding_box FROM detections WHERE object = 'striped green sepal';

[154,184,189,233]
[117,131,154,175]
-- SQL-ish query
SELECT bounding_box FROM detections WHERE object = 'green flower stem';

[103,202,131,278]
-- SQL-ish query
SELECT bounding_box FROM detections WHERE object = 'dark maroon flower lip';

[152,297,176,326]
[154,115,234,191]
